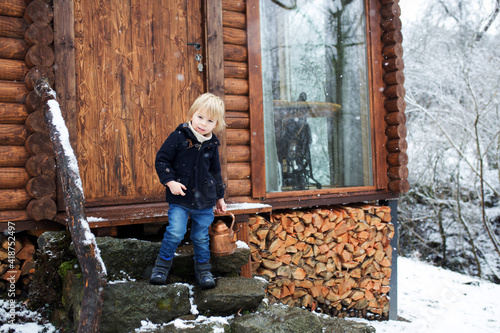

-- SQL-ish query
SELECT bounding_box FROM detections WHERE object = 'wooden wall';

[221,0,254,200]
[0,0,58,224]
[0,0,408,227]
[380,0,408,193]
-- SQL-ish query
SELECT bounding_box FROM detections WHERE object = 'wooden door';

[74,0,205,206]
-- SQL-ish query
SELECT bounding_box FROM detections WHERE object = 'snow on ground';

[354,257,500,333]
[2,257,500,332]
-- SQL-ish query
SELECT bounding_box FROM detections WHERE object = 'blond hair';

[186,93,226,133]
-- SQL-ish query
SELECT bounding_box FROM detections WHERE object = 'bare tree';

[401,0,500,279]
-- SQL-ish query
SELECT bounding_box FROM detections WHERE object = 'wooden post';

[35,78,106,333]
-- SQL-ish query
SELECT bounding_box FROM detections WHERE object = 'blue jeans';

[159,204,214,262]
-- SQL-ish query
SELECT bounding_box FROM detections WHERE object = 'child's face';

[190,108,217,136]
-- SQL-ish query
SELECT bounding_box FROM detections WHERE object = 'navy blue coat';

[155,123,225,210]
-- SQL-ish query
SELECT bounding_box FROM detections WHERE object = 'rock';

[211,247,251,274]
[170,246,251,278]
[142,316,232,333]
[89,237,250,281]
[95,237,160,280]
[230,304,324,333]
[229,303,375,333]
[63,269,192,333]
[194,277,267,316]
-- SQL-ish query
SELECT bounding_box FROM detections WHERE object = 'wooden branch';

[35,78,106,333]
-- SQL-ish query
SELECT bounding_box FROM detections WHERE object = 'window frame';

[248,0,389,202]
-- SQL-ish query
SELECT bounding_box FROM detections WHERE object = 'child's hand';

[166,181,187,196]
[215,198,227,214]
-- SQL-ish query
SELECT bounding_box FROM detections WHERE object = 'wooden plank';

[366,0,389,191]
[205,0,227,193]
[54,202,271,228]
[246,0,266,198]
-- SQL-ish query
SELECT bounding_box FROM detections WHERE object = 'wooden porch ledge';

[55,202,271,278]
[54,202,272,229]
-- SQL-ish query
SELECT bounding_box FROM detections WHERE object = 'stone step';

[62,271,267,333]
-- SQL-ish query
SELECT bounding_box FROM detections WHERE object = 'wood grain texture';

[0,36,28,59]
[0,167,29,189]
[0,0,26,18]
[0,58,29,80]
[0,102,28,124]
[246,0,265,198]
[0,15,28,38]
[0,146,30,167]
[74,0,205,203]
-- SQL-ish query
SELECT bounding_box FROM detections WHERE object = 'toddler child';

[150,93,227,289]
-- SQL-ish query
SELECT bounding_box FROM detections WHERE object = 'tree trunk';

[35,78,106,333]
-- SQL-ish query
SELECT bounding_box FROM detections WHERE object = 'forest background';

[398,0,500,283]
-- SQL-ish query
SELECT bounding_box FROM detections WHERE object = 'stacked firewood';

[0,234,36,296]
[249,205,393,319]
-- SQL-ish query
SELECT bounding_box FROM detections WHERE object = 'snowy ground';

[1,256,499,332]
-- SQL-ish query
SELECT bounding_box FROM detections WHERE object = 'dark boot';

[150,256,173,285]
[194,261,216,290]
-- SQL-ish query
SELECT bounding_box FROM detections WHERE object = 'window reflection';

[260,0,373,192]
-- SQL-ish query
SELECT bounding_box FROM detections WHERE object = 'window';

[260,0,373,193]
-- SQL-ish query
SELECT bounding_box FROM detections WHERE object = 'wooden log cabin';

[0,0,407,320]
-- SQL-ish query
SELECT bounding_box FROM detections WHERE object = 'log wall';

[221,0,253,200]
[380,0,409,193]
[0,0,57,223]
[250,205,393,320]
